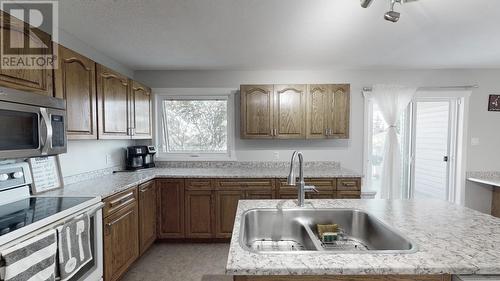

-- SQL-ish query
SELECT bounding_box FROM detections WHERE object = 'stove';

[0,197,93,237]
[0,162,104,281]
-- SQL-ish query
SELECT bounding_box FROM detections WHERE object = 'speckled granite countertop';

[41,167,362,198]
[226,199,500,276]
[468,177,500,187]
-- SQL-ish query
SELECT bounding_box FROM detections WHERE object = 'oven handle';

[0,202,104,251]
[40,108,53,155]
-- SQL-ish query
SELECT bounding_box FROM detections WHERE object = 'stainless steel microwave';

[0,87,66,159]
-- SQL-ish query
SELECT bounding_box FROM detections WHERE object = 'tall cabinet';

[55,46,97,139]
[130,81,153,139]
[240,85,274,138]
[273,84,306,139]
[96,64,131,139]
[0,11,53,96]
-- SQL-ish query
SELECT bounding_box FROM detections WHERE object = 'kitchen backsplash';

[155,161,341,169]
[63,165,123,185]
[61,161,342,185]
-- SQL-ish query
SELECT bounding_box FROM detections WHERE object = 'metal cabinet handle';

[109,192,135,207]
[105,209,134,235]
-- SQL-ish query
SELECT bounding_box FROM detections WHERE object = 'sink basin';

[240,208,417,254]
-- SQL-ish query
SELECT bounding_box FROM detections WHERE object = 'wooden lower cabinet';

[138,181,157,255]
[185,189,215,238]
[103,200,139,281]
[157,179,185,238]
[215,190,244,238]
[156,177,361,241]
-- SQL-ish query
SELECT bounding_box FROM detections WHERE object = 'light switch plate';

[471,137,480,146]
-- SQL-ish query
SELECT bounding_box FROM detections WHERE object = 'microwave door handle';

[40,108,53,155]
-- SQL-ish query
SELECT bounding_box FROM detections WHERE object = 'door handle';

[40,108,52,155]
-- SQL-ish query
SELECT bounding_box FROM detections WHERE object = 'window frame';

[154,88,236,161]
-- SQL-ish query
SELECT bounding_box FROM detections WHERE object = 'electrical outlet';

[273,152,280,161]
[471,137,480,146]
[105,154,112,165]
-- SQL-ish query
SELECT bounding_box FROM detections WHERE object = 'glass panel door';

[410,100,454,200]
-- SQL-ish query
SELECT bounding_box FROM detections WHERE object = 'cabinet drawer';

[336,190,361,199]
[215,179,274,190]
[185,179,213,190]
[337,178,361,191]
[103,187,138,218]
[305,178,336,191]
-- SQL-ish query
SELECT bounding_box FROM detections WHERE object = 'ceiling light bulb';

[384,10,400,22]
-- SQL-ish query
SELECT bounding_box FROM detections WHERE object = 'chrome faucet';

[287,151,318,207]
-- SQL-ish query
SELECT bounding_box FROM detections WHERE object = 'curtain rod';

[362,84,479,92]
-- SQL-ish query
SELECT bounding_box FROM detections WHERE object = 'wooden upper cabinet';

[306,84,329,139]
[157,179,185,239]
[306,84,350,139]
[130,80,152,139]
[329,84,350,139]
[96,64,130,139]
[55,46,97,139]
[0,11,53,96]
[240,85,274,139]
[274,84,306,139]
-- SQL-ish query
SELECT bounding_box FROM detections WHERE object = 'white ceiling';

[59,0,500,70]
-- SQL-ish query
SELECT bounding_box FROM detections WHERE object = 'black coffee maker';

[126,146,156,170]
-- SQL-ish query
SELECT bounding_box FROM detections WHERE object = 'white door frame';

[408,90,471,204]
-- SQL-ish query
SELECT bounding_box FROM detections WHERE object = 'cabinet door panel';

[96,64,130,139]
[139,181,156,255]
[131,80,152,139]
[274,84,306,139]
[185,190,214,238]
[215,190,243,238]
[328,84,350,139]
[0,11,53,96]
[240,85,274,138]
[55,46,97,139]
[306,84,329,139]
[104,203,139,281]
[157,179,185,238]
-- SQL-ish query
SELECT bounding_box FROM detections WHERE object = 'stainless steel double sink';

[239,208,417,254]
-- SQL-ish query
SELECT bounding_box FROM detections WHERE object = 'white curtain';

[371,84,416,200]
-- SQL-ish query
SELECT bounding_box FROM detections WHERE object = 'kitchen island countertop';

[226,199,500,276]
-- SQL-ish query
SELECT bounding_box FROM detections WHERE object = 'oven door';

[0,102,66,159]
[0,202,104,281]
[70,205,103,281]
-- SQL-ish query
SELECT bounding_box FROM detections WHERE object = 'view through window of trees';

[162,99,228,153]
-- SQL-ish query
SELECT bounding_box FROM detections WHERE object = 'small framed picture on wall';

[488,95,500,111]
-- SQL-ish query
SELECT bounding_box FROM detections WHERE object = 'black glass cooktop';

[0,197,93,237]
